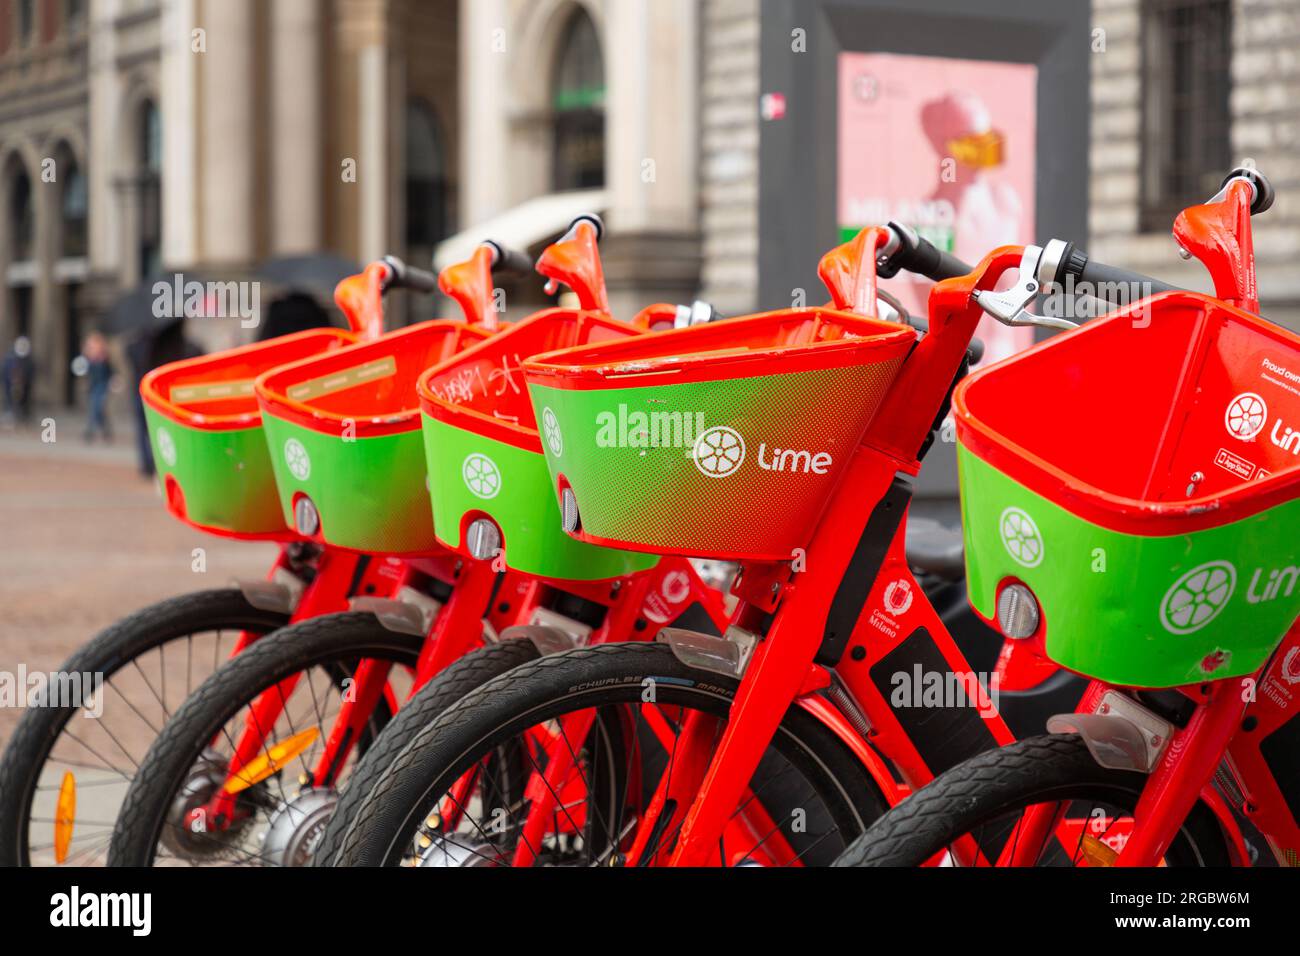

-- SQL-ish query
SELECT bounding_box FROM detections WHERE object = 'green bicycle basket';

[141,328,356,538]
[956,290,1300,688]
[417,308,657,580]
[255,320,489,554]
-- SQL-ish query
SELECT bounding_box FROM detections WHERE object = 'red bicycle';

[0,240,525,866]
[103,219,738,866]
[322,205,1152,866]
[839,168,1300,868]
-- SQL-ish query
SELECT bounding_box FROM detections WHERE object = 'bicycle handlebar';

[483,240,534,277]
[1035,239,1179,305]
[878,222,974,283]
[380,256,440,295]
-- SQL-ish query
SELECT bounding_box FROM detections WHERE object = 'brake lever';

[971,245,1078,332]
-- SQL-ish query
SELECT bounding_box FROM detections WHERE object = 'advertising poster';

[839,52,1038,364]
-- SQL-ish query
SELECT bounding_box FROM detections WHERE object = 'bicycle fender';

[236,569,304,615]
[796,694,908,807]
[500,624,580,656]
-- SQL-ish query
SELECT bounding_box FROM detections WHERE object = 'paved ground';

[0,415,276,744]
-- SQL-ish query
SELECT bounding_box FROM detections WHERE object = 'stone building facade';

[1090,0,1300,329]
[0,0,1294,410]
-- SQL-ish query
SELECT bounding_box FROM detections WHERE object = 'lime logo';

[156,428,177,468]
[1225,393,1267,440]
[692,426,745,478]
[541,407,563,457]
[1160,561,1236,635]
[283,438,311,481]
[462,453,502,499]
[999,507,1043,568]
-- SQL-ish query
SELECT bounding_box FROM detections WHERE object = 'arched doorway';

[53,143,88,404]
[137,100,162,279]
[405,99,449,252]
[6,156,35,342]
[551,8,605,191]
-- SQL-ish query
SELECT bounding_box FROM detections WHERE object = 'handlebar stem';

[1173,177,1259,312]
[438,244,501,330]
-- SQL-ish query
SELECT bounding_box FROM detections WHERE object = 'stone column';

[160,0,199,268]
[599,0,701,319]
[458,0,510,226]
[270,0,324,255]
[198,0,256,266]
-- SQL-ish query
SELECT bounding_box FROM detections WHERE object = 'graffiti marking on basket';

[156,427,178,468]
[463,453,502,499]
[284,438,312,481]
[1225,392,1267,441]
[541,407,563,457]
[692,426,746,478]
[1160,560,1237,635]
[999,507,1043,568]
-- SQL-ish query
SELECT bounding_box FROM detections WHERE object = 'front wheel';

[0,588,290,866]
[107,613,423,866]
[334,641,887,867]
[834,733,1231,867]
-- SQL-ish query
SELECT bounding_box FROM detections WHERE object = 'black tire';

[335,641,888,867]
[313,637,542,866]
[107,612,424,866]
[0,588,290,867]
[834,733,1231,867]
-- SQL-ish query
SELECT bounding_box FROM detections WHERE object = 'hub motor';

[260,788,339,867]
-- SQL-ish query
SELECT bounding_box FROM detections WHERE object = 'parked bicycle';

[835,168,1300,868]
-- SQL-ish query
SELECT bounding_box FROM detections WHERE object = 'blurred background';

[0,0,1297,675]
[2,0,1296,414]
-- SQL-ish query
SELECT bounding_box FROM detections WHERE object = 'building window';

[17,0,35,47]
[405,100,449,249]
[1139,0,1233,232]
[60,156,87,259]
[551,9,605,192]
[139,101,162,277]
[10,167,33,262]
[65,0,86,33]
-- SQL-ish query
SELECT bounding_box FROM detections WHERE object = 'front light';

[996,584,1040,639]
[465,518,501,561]
[294,496,320,536]
[561,488,580,533]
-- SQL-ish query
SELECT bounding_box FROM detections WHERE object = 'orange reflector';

[1080,833,1118,867]
[54,772,76,864]
[221,727,320,795]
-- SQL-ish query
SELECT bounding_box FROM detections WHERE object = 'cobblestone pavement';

[0,424,277,744]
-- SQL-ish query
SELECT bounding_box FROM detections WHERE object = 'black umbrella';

[258,253,362,300]
[99,274,229,336]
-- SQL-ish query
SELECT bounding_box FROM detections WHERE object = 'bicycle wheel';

[834,734,1230,867]
[0,588,290,866]
[334,642,887,867]
[107,612,422,866]
[313,637,542,866]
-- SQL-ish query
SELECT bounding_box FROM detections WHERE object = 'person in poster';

[839,53,1037,364]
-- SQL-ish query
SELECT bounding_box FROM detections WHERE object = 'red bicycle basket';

[140,328,356,538]
[254,320,489,554]
[524,307,914,561]
[956,291,1300,686]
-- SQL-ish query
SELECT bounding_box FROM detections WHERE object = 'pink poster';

[838,52,1038,364]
